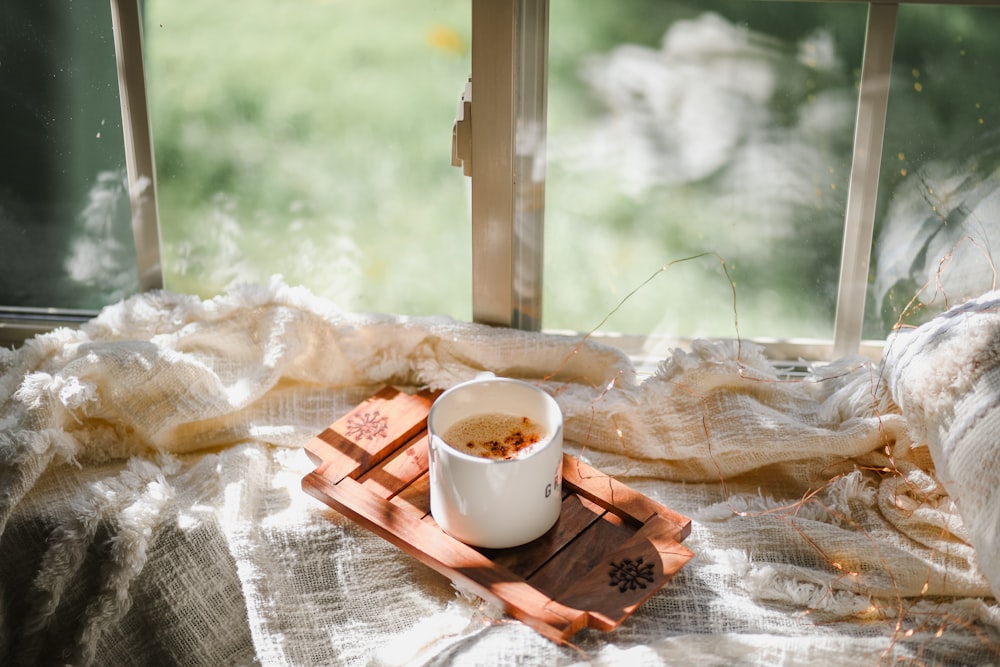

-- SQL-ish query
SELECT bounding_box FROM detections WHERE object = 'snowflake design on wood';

[345,410,389,441]
[608,557,655,593]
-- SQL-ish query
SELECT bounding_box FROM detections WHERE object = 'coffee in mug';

[441,412,546,460]
[427,372,563,549]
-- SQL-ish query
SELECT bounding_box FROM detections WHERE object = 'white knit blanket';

[1,279,998,666]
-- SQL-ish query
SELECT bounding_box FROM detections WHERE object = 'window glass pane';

[868,4,1000,338]
[0,1,137,310]
[145,1,471,318]
[544,1,867,339]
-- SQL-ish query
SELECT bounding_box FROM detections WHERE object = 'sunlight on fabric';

[263,450,324,525]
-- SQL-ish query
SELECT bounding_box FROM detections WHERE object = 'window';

[470,0,1000,361]
[0,0,152,344]
[872,2,1000,338]
[146,1,472,321]
[3,0,999,362]
[543,1,868,343]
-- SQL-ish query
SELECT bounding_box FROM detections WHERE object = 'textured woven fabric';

[1,279,998,666]
[883,291,1000,612]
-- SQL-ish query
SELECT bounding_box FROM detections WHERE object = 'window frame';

[833,1,896,359]
[467,0,996,362]
[2,0,996,363]
[463,0,549,332]
[111,0,163,295]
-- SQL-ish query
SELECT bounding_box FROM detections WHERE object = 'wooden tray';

[302,386,693,644]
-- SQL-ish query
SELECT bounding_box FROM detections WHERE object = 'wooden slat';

[359,434,429,499]
[553,516,694,631]
[303,471,589,642]
[526,509,633,599]
[301,386,694,643]
[484,493,606,578]
[562,455,691,540]
[304,387,436,481]
[392,471,432,517]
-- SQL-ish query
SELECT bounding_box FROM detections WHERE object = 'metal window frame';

[5,0,999,360]
[832,2,897,359]
[466,0,995,361]
[467,0,549,331]
[112,0,163,294]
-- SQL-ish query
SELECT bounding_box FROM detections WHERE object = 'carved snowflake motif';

[346,410,389,441]
[608,557,655,593]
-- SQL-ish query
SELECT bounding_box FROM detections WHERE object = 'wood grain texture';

[302,386,694,643]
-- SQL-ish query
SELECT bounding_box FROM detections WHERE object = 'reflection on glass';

[0,1,137,310]
[545,1,868,340]
[870,5,1000,337]
[145,1,472,318]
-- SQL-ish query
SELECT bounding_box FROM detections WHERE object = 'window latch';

[451,76,472,177]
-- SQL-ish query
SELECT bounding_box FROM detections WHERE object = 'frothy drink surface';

[442,413,546,460]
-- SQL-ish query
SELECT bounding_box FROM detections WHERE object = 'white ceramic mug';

[427,373,563,549]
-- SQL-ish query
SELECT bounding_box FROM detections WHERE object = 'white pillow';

[883,290,1000,600]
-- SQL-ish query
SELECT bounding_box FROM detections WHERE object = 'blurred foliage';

[544,1,1000,338]
[144,1,1000,339]
[145,1,473,315]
